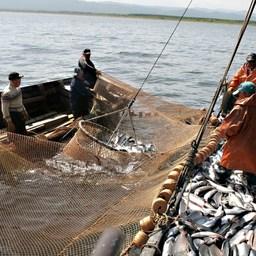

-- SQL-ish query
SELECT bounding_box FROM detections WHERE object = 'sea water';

[0,11,255,108]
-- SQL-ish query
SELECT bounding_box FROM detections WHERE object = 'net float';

[139,216,155,232]
[132,231,149,247]
[152,197,168,214]
[172,164,184,172]
[158,189,172,201]
[167,170,180,180]
[162,179,176,190]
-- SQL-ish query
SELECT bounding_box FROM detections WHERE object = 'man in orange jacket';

[221,53,256,115]
[217,81,256,174]
[228,53,256,91]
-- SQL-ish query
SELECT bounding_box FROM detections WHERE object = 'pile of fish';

[108,132,156,153]
[162,148,256,256]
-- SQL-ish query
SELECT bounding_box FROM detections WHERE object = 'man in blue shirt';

[70,67,94,119]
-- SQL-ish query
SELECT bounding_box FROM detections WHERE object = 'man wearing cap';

[228,53,256,91]
[70,67,94,119]
[1,72,28,134]
[78,49,100,89]
[216,81,256,173]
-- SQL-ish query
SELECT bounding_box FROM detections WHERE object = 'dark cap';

[246,53,256,62]
[8,72,24,81]
[83,48,91,55]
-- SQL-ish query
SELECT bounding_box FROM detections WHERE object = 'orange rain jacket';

[229,63,256,91]
[217,93,256,174]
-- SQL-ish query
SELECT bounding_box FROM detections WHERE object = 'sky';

[90,0,251,11]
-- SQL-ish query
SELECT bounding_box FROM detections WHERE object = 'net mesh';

[0,75,205,255]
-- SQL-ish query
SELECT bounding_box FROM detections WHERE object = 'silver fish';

[162,236,175,256]
[229,229,248,247]
[207,179,234,193]
[191,231,222,239]
[172,231,190,256]
[194,185,213,196]
[192,238,205,251]
[250,249,256,256]
[203,189,218,203]
[186,180,207,192]
[221,240,231,256]
[199,244,210,256]
[208,244,223,256]
[236,242,250,256]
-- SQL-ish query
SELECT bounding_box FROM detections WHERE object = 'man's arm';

[1,95,11,121]
[228,65,245,91]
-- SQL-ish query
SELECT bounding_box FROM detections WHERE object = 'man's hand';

[227,87,235,93]
[96,70,101,76]
[5,118,15,132]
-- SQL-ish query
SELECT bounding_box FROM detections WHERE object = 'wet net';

[0,74,205,255]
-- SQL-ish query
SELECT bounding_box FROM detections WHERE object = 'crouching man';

[1,72,29,134]
[217,81,256,173]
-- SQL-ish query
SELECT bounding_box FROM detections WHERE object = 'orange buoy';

[173,164,184,172]
[152,197,167,214]
[201,146,211,156]
[194,152,204,165]
[132,231,149,247]
[210,131,221,140]
[139,216,155,232]
[162,179,176,190]
[208,141,217,150]
[167,170,180,180]
[158,189,172,201]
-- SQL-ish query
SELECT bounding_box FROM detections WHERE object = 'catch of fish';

[108,132,156,153]
[162,147,256,256]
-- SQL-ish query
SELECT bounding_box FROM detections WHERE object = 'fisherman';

[78,48,100,89]
[228,53,256,91]
[70,67,94,119]
[221,53,256,115]
[1,72,29,134]
[217,81,256,174]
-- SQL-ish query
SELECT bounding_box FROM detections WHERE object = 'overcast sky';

[90,0,250,11]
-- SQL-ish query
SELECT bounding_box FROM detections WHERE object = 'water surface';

[0,11,255,107]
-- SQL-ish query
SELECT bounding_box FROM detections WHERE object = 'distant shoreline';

[0,9,255,25]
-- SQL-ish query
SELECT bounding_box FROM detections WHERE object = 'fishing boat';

[0,73,137,141]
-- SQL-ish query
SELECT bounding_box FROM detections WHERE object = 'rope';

[128,109,138,144]
[128,0,193,108]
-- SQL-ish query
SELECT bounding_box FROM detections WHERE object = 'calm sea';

[0,11,255,108]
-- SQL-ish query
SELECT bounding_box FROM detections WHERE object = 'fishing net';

[0,74,206,255]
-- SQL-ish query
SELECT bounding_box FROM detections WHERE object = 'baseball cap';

[83,48,91,55]
[246,53,256,62]
[8,72,24,81]
[233,81,256,96]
